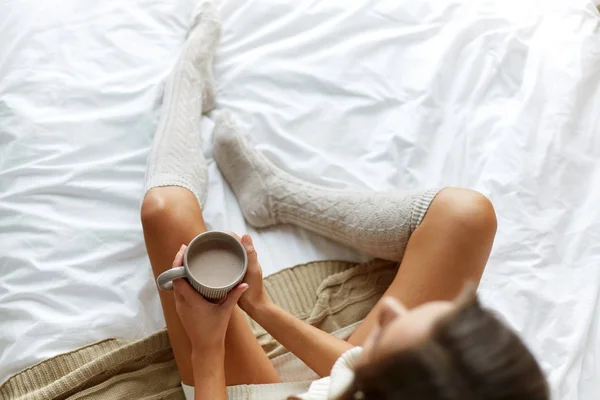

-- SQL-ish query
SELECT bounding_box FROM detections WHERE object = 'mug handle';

[157,266,186,291]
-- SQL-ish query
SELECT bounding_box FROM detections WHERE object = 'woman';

[142,111,548,399]
[141,3,548,399]
[169,239,549,400]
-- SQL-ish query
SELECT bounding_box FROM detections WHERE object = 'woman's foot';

[212,110,279,227]
[212,110,440,260]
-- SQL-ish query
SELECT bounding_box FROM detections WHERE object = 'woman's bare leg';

[347,187,497,344]
[141,186,279,385]
[209,117,497,346]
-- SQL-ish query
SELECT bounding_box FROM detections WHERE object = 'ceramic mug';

[156,231,248,302]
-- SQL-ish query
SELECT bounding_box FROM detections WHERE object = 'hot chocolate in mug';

[157,231,248,302]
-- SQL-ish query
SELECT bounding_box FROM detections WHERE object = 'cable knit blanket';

[0,259,397,400]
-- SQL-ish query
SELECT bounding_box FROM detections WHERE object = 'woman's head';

[341,287,549,400]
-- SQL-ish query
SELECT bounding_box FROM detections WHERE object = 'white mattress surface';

[1,0,600,398]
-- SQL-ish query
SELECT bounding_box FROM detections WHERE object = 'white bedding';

[1,0,599,398]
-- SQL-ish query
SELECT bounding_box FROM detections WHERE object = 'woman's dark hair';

[339,289,549,400]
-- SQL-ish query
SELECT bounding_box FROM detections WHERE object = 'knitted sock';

[144,2,221,207]
[213,110,440,260]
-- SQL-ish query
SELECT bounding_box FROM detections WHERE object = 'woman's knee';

[141,189,172,229]
[141,186,204,233]
[141,187,190,229]
[428,188,497,241]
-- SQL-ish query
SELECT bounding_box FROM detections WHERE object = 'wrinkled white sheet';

[1,0,599,398]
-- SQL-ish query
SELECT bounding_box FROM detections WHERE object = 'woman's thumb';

[223,283,249,309]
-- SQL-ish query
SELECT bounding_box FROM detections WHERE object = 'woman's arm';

[191,348,227,400]
[170,245,249,399]
[247,300,353,377]
[237,235,354,377]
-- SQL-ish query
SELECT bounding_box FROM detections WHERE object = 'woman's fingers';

[175,279,247,315]
[172,244,186,267]
[173,283,184,304]
[173,278,200,303]
[171,246,188,310]
[241,235,258,267]
[172,280,186,317]
[222,283,249,310]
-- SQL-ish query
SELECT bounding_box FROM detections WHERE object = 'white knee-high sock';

[144,2,220,207]
[213,111,440,261]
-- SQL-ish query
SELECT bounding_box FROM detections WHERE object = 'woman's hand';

[171,245,248,352]
[237,234,272,316]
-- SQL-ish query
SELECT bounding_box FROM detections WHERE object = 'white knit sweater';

[182,347,364,400]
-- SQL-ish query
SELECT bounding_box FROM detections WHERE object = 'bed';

[1,0,599,398]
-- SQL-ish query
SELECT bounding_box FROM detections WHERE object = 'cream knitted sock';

[144,2,221,207]
[213,111,441,261]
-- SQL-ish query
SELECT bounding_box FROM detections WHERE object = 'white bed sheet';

[1,0,599,398]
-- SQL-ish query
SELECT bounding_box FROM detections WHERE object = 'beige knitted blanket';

[0,259,397,400]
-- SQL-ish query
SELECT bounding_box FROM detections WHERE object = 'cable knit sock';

[213,110,441,260]
[144,2,221,207]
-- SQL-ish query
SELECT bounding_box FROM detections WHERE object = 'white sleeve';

[292,347,364,400]
[181,382,194,400]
